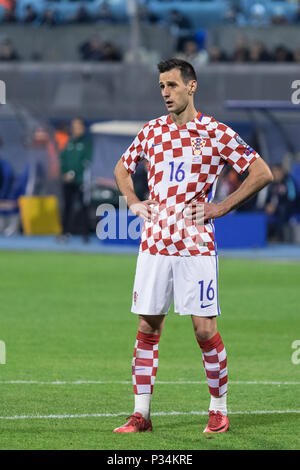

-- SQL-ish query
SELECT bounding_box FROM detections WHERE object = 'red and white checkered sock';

[132,330,160,418]
[197,332,228,402]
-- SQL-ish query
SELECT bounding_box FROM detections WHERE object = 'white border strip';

[0,380,299,385]
[0,410,299,420]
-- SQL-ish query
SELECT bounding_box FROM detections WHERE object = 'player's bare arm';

[187,157,273,223]
[114,158,157,222]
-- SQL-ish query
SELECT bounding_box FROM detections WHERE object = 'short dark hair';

[157,58,197,84]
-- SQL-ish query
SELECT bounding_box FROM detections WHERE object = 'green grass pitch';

[0,250,299,450]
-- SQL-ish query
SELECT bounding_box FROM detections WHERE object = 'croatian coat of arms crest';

[191,137,206,156]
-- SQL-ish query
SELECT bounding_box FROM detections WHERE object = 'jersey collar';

[167,111,203,127]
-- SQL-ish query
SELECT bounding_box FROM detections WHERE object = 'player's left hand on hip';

[184,202,224,224]
[184,202,204,224]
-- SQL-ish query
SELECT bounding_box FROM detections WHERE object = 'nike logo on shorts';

[201,303,213,309]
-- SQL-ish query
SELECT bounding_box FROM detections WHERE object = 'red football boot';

[203,410,230,434]
[113,412,152,433]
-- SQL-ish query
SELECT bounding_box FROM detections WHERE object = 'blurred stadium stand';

[0,1,298,27]
[0,24,175,61]
[0,62,298,122]
[1,0,129,24]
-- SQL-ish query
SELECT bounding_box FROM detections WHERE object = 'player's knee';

[138,315,164,336]
[194,326,216,342]
[192,316,217,343]
[195,331,212,342]
[139,325,162,336]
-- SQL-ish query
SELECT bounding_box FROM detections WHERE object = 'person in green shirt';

[59,118,93,242]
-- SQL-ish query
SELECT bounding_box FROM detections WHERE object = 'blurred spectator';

[23,4,38,24]
[55,123,70,152]
[167,9,191,36]
[231,35,249,62]
[30,126,58,180]
[0,38,20,61]
[249,40,272,62]
[101,41,122,62]
[70,6,91,24]
[79,36,104,61]
[138,3,159,24]
[222,39,300,63]
[296,2,300,23]
[94,0,114,24]
[293,47,300,63]
[224,4,247,25]
[273,44,294,62]
[271,7,288,25]
[0,0,14,9]
[0,136,19,235]
[249,3,269,26]
[0,135,4,179]
[58,118,93,243]
[176,39,208,67]
[0,0,15,15]
[208,45,228,63]
[78,36,121,62]
[1,0,16,23]
[40,9,58,27]
[214,166,242,204]
[265,164,298,242]
[224,4,238,24]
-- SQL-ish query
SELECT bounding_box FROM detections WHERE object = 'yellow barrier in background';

[19,196,62,235]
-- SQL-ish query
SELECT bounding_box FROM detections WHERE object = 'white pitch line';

[0,380,299,385]
[0,410,299,421]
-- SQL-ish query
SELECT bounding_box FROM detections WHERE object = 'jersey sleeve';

[121,123,149,174]
[215,122,260,174]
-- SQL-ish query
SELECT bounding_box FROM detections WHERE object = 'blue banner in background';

[100,211,267,249]
[214,213,267,249]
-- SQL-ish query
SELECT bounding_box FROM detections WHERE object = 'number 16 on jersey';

[169,162,185,182]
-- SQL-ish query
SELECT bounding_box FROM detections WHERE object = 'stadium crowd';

[0,1,120,25]
[0,33,299,64]
[0,1,300,63]
[1,1,300,26]
[176,37,300,65]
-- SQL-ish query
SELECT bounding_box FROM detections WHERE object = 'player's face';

[159,68,195,115]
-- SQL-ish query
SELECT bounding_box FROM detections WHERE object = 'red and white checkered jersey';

[121,112,260,256]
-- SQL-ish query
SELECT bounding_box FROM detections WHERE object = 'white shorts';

[131,252,221,317]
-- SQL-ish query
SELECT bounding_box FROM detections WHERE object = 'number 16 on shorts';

[198,279,217,311]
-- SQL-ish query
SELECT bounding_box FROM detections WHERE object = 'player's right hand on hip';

[130,200,158,222]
